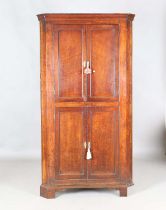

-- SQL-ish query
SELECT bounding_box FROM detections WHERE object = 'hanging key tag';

[86,142,92,160]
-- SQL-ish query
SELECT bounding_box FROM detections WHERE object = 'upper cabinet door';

[53,25,86,102]
[87,25,119,101]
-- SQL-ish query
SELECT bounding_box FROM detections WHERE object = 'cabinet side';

[39,20,47,184]
[119,17,134,185]
[126,18,133,183]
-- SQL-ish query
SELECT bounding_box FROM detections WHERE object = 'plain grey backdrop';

[0,0,166,158]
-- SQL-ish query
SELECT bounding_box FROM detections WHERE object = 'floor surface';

[0,156,166,210]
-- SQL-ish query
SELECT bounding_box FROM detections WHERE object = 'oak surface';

[38,13,135,198]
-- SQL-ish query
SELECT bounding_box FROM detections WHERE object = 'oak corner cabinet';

[37,13,135,198]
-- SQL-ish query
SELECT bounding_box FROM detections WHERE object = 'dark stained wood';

[37,13,135,198]
[119,187,127,197]
[37,13,135,24]
[40,184,56,199]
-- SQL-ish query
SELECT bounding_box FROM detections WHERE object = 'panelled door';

[53,24,119,180]
[87,107,119,179]
[53,25,87,102]
[54,107,87,180]
[53,25,87,179]
[86,25,120,179]
[86,25,119,101]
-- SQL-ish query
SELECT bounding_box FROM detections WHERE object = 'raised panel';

[59,30,82,97]
[53,25,86,101]
[87,25,119,101]
[55,108,86,179]
[87,107,119,179]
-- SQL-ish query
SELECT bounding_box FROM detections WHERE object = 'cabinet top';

[37,13,135,22]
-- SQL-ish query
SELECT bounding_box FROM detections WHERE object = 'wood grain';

[87,107,119,179]
[55,108,87,179]
[87,25,119,100]
[53,25,86,101]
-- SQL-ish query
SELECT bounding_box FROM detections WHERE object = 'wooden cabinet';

[37,13,135,198]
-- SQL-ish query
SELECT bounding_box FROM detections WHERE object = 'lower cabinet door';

[87,107,119,179]
[55,107,87,180]
[55,106,119,181]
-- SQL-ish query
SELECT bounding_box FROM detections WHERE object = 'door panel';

[55,107,87,179]
[87,25,119,101]
[87,107,119,179]
[53,25,86,101]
